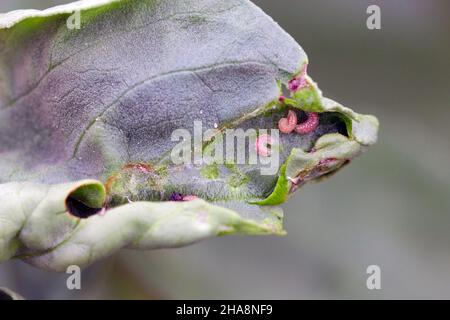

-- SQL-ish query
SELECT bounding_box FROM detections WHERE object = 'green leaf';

[0,0,378,271]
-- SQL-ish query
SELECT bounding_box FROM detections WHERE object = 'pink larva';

[278,110,297,134]
[295,112,319,135]
[255,134,273,157]
[182,195,199,201]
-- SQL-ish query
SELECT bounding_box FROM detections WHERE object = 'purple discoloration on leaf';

[288,65,308,92]
[169,193,184,201]
[318,157,339,166]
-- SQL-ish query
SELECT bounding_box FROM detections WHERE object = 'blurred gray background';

[0,0,449,299]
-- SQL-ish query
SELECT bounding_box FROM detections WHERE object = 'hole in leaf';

[66,182,106,219]
[318,112,350,138]
[336,119,349,137]
[66,197,103,218]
